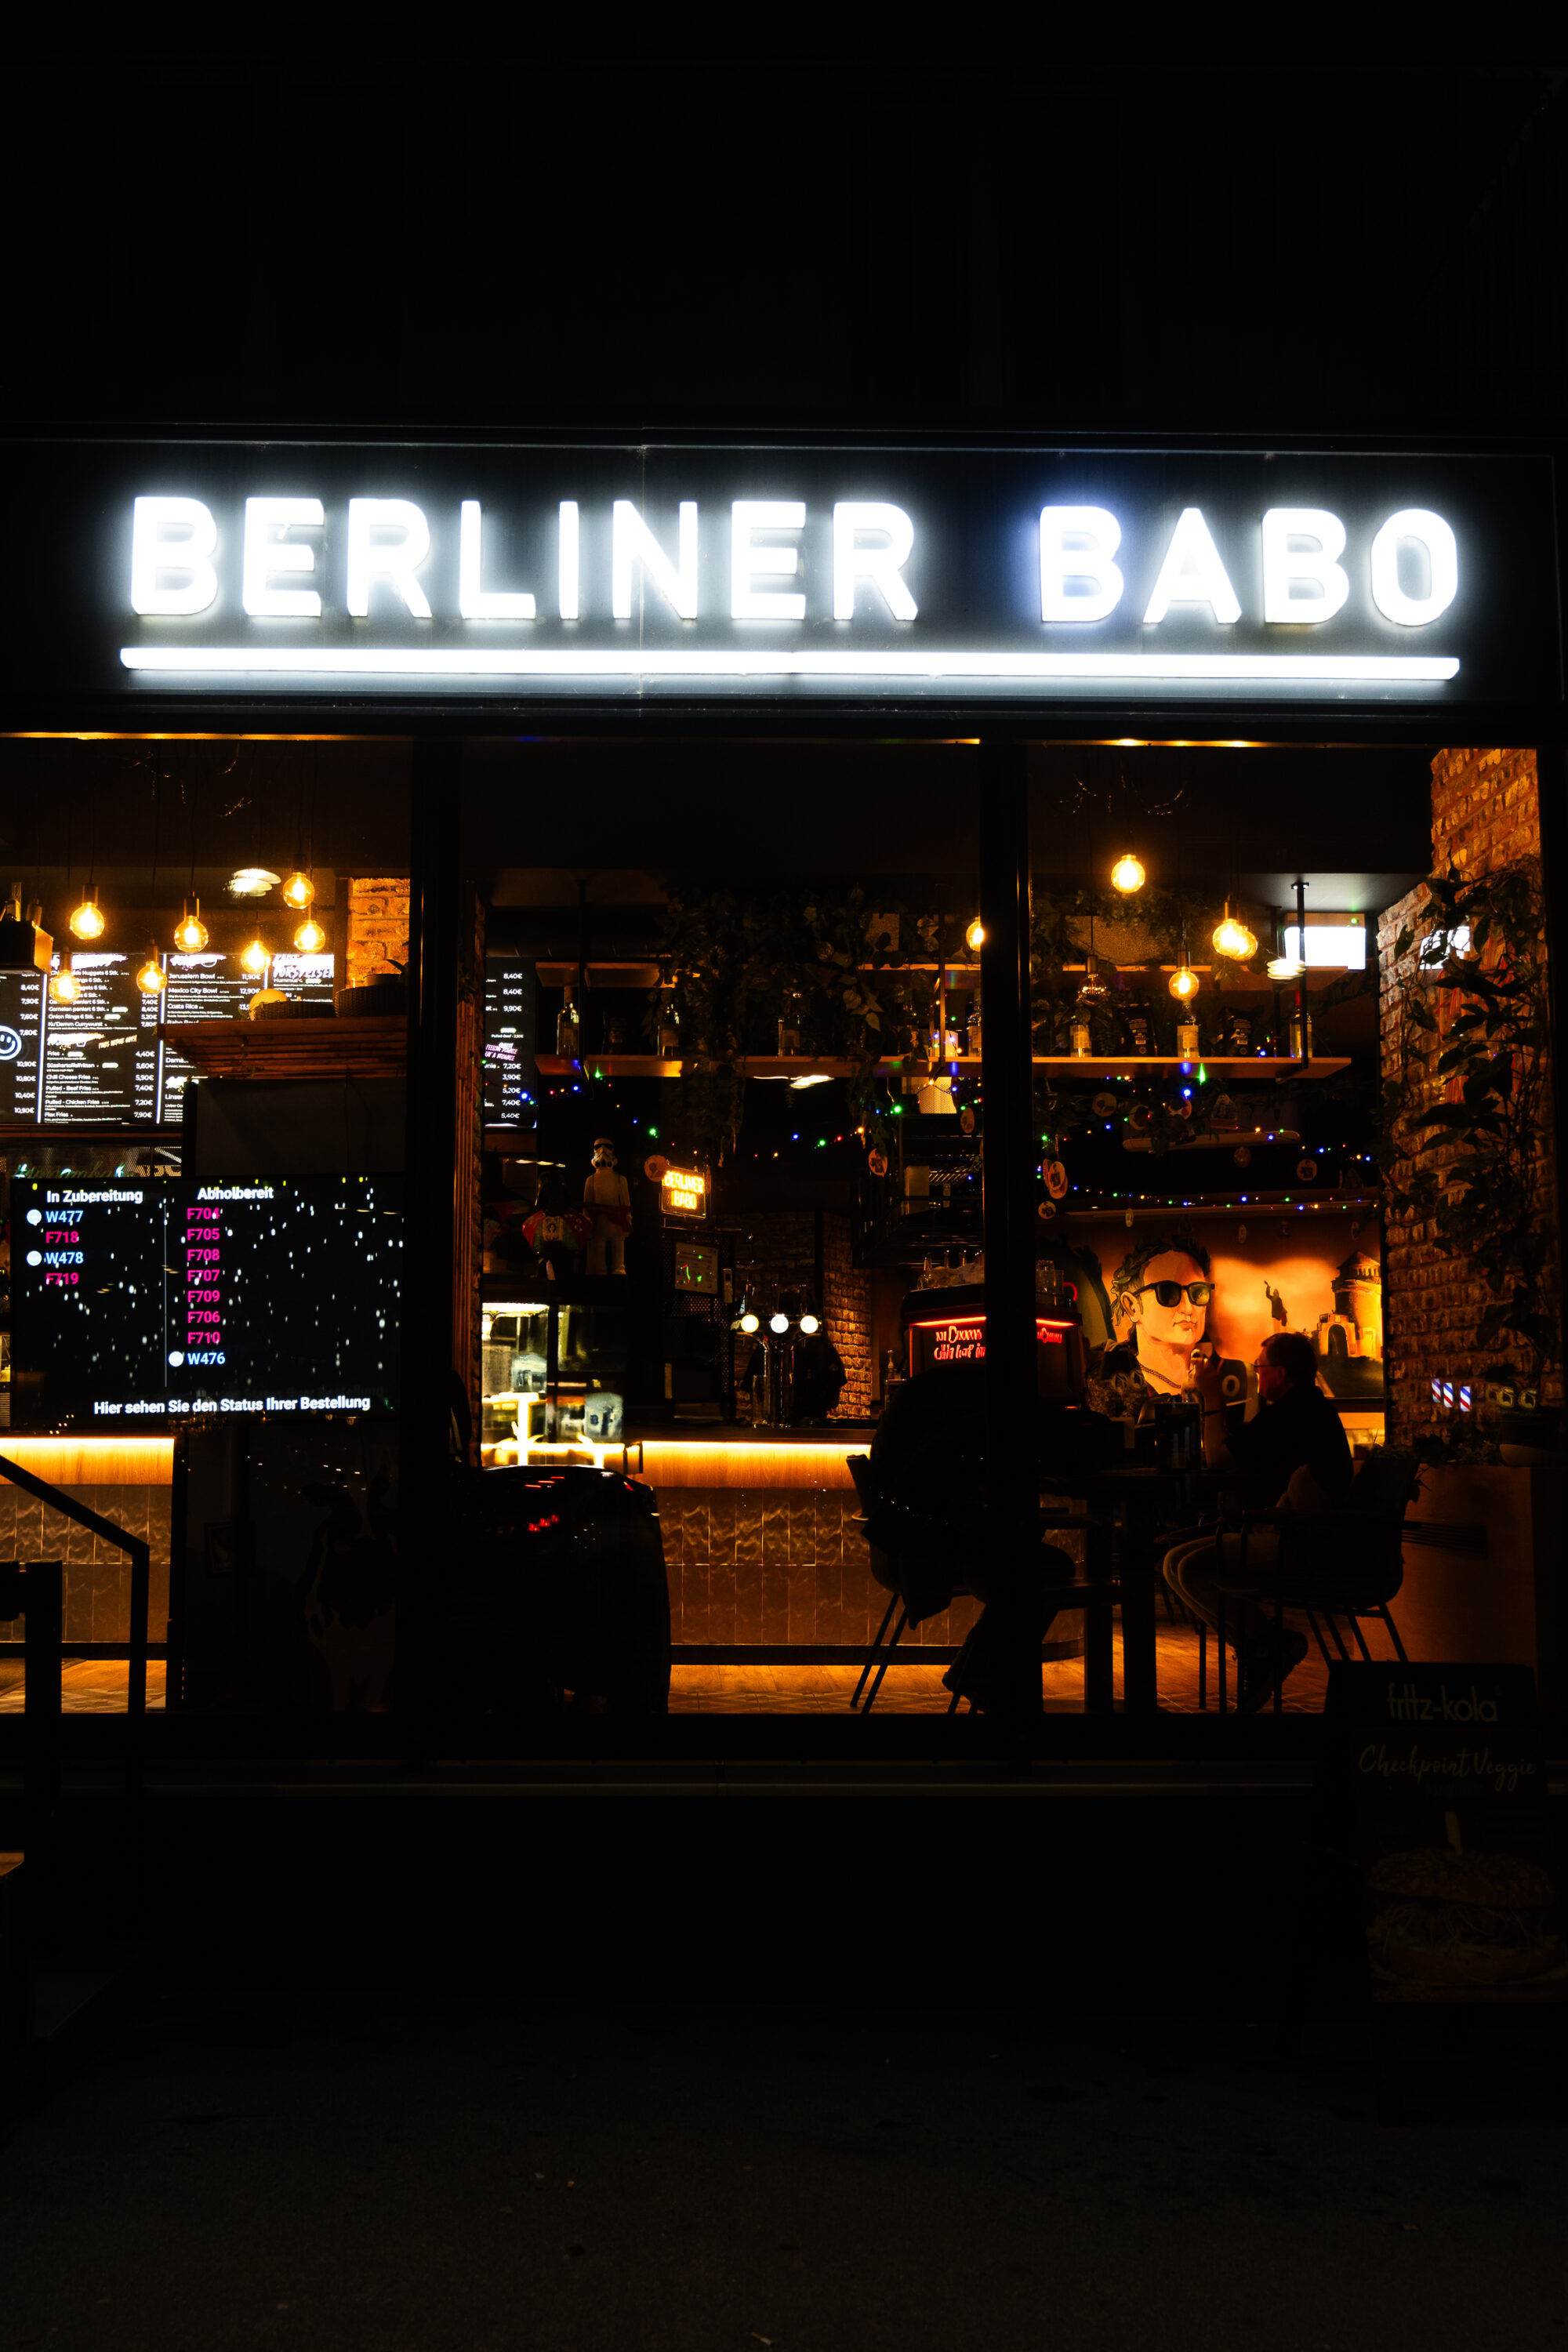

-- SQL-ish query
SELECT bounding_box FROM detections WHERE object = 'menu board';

[158,949,335,1122]
[1330,1662,1567,2003]
[0,967,45,1121]
[0,940,340,1131]
[483,956,539,1127]
[40,951,161,1127]
[9,1173,401,1425]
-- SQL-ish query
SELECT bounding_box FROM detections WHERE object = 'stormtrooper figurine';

[584,1137,632,1275]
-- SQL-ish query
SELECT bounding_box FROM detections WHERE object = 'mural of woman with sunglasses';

[1105,1232,1217,1396]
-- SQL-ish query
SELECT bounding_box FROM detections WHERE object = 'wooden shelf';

[538,1051,1349,1082]
[165,1016,406,1080]
[1032,1056,1349,1077]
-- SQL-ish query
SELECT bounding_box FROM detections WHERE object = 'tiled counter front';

[0,1440,174,1646]
[658,1486,982,1649]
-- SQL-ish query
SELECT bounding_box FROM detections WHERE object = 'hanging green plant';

[1378,858,1559,1403]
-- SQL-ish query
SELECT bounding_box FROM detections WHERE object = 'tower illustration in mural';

[1313,1239,1384,1399]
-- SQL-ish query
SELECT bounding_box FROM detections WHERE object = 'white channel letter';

[612,500,699,620]
[346,499,432,619]
[1261,509,1349,624]
[1370,509,1458,626]
[130,496,220,616]
[833,503,917,621]
[1142,508,1241,626]
[242,496,324,618]
[559,502,580,621]
[731,501,807,620]
[1040,506,1123,622]
[459,502,536,621]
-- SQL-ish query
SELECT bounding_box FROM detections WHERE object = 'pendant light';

[174,898,209,953]
[49,960,81,1004]
[70,887,105,942]
[1110,852,1145,895]
[241,933,270,978]
[1211,900,1258,962]
[293,913,326,953]
[1168,918,1200,1003]
[964,916,985,952]
[281,869,316,911]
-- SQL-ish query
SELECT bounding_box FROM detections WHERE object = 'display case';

[481,1287,633,1468]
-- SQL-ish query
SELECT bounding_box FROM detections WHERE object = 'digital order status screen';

[10,1175,401,1427]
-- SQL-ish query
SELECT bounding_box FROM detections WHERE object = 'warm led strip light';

[120,647,1461,684]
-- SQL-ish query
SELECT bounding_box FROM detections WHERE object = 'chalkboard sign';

[1328,1663,1566,2002]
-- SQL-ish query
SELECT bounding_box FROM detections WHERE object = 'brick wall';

[822,1214,873,1417]
[346,875,409,986]
[1378,747,1559,1444]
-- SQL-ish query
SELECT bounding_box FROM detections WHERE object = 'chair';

[1205,1450,1421,1713]
[845,1454,978,1712]
[846,1455,1116,1714]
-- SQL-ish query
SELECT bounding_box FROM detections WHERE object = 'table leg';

[1083,1517,1115,1714]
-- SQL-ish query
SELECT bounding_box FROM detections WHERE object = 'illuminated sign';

[660,1166,706,1218]
[4,440,1559,712]
[907,1313,1070,1377]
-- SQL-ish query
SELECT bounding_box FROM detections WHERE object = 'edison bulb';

[739,1312,760,1334]
[136,953,166,996]
[769,1312,789,1334]
[174,900,209,953]
[1168,962,1200,1003]
[798,1314,821,1335]
[50,964,81,1004]
[965,916,985,952]
[293,915,326,953]
[1110,853,1145,894]
[69,891,105,942]
[281,870,316,910]
[1211,904,1258,961]
[241,936,270,977]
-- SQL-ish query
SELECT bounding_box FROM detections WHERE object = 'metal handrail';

[0,1452,149,1795]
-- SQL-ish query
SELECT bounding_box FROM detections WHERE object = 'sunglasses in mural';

[1131,1279,1215,1308]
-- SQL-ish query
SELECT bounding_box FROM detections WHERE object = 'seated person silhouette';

[1163,1327,1352,1709]
[869,1356,1078,1714]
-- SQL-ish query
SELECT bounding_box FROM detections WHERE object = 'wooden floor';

[0,1607,1403,1715]
[673,1608,1394,1713]
[0,1660,168,1712]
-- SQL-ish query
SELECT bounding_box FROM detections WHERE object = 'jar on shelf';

[1176,1017,1200,1058]
[658,1001,681,1059]
[966,1000,982,1058]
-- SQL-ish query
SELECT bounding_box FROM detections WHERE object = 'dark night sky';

[3,38,1565,441]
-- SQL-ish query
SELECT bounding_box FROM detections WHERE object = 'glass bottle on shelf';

[557,985,581,1059]
[777,986,803,1057]
[1288,1006,1314,1059]
[658,998,681,1059]
[966,996,982,1058]
[1069,1011,1092,1057]
[1176,1016,1200,1058]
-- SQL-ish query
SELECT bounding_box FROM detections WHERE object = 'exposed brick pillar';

[1378,749,1560,1446]
[346,875,410,986]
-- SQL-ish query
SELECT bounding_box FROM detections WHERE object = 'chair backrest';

[1346,1448,1422,1522]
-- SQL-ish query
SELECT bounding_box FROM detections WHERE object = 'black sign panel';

[9,1174,401,1426]
[1329,1663,1566,2002]
[2,437,1559,715]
